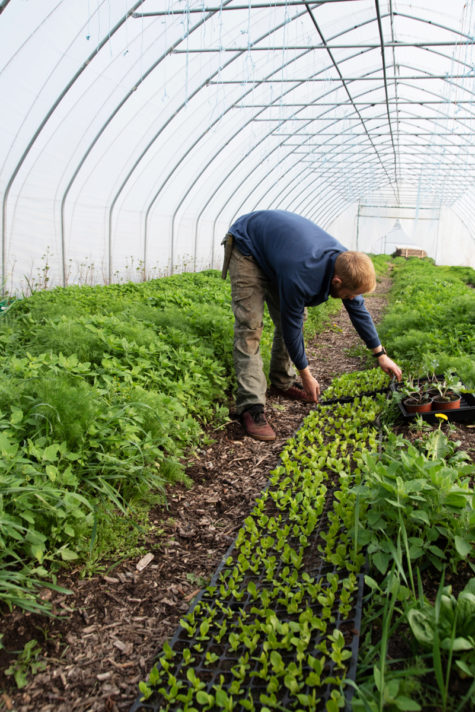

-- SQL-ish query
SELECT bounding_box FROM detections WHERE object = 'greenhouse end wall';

[329,203,475,267]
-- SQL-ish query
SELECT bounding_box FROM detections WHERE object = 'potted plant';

[398,377,433,414]
[430,372,463,411]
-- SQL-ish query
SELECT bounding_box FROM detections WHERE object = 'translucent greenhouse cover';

[1,0,474,295]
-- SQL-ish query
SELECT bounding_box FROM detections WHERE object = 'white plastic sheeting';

[1,0,474,295]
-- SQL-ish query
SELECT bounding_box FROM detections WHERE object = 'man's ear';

[331,275,342,288]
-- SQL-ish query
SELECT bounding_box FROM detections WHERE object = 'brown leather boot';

[270,382,314,402]
[240,405,276,441]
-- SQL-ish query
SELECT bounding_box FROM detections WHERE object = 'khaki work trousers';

[222,234,296,414]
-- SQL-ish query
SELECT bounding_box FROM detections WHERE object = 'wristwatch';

[373,347,387,358]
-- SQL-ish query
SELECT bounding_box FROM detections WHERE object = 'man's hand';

[299,367,320,402]
[377,354,402,381]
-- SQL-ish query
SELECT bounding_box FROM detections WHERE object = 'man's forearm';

[371,345,403,381]
[299,366,320,402]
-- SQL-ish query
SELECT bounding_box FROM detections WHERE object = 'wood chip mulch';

[0,276,473,712]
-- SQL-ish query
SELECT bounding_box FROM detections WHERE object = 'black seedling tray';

[129,492,365,711]
[391,375,475,423]
[130,574,364,712]
[129,394,374,712]
[397,391,475,423]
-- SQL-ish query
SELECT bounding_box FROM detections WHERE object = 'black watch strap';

[373,348,386,358]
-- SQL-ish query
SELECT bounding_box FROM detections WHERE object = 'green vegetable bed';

[0,271,340,615]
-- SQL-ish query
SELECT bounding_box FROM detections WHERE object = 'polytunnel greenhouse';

[0,1,474,711]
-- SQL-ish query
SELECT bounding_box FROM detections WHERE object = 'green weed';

[4,639,47,689]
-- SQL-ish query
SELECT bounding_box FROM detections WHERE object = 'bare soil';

[0,277,473,712]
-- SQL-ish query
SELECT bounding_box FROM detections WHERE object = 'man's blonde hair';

[334,251,376,293]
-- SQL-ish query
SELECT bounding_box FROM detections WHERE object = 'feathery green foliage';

[378,259,475,387]
[0,270,339,613]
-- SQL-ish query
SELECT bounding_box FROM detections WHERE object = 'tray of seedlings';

[319,369,392,406]
[131,384,388,712]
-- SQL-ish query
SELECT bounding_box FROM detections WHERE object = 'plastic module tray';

[129,488,365,711]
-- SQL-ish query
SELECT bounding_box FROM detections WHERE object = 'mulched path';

[0,277,473,712]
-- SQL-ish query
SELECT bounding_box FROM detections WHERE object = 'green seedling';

[4,639,46,689]
[328,629,352,670]
[204,651,219,666]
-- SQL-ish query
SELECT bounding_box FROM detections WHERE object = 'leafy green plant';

[407,577,475,685]
[429,370,464,401]
[392,375,433,405]
[352,429,474,576]
[377,260,475,388]
[4,639,46,689]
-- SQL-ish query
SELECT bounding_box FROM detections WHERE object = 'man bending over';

[221,209,402,441]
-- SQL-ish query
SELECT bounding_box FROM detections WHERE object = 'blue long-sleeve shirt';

[228,210,380,370]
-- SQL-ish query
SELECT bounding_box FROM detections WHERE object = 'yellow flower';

[435,413,448,421]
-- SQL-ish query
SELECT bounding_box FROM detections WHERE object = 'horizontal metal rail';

[252,115,475,120]
[175,41,475,51]
[207,74,475,81]
[133,1,354,15]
